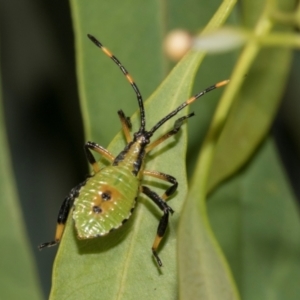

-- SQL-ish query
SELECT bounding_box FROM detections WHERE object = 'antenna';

[148,80,229,135]
[87,34,146,132]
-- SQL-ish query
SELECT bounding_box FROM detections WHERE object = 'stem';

[196,6,274,205]
[261,32,300,48]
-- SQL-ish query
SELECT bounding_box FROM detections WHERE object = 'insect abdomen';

[73,166,139,238]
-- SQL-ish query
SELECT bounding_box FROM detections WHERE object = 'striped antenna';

[148,80,229,135]
[87,34,146,132]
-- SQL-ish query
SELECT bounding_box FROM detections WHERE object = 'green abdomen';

[73,166,139,239]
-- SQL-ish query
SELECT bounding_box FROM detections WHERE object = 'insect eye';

[101,191,111,201]
[92,206,102,214]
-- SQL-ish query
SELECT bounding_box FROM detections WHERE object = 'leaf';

[70,0,166,147]
[177,0,244,299]
[0,73,43,298]
[50,47,202,300]
[178,186,240,300]
[208,138,300,299]
[207,0,295,191]
[208,46,293,192]
[177,1,298,298]
[50,1,225,299]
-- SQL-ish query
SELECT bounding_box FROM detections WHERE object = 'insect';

[39,34,229,267]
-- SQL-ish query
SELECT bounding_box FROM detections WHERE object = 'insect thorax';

[113,133,149,177]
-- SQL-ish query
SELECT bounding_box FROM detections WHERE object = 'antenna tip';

[87,34,103,48]
[215,79,230,88]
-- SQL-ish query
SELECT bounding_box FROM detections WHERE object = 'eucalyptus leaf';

[208,138,300,300]
[70,0,165,146]
[208,47,292,192]
[207,0,296,191]
[48,0,241,298]
[51,0,213,295]
[178,0,298,298]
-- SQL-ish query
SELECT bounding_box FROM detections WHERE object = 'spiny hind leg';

[84,141,115,173]
[146,113,194,152]
[38,185,81,249]
[141,185,174,267]
[118,109,132,143]
[143,170,178,201]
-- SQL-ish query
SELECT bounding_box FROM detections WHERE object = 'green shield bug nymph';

[39,34,229,267]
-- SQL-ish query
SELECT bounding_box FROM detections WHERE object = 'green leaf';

[50,42,201,300]
[50,1,230,299]
[0,74,43,298]
[208,138,300,299]
[49,0,240,297]
[207,0,295,191]
[70,0,166,147]
[208,47,292,191]
[178,1,299,298]
[178,187,239,300]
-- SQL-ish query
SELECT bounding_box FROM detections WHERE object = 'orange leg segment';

[85,141,115,173]
[118,110,132,143]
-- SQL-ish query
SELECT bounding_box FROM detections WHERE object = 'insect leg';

[146,113,194,153]
[84,141,115,173]
[143,170,177,201]
[118,109,132,143]
[141,185,174,267]
[38,184,80,249]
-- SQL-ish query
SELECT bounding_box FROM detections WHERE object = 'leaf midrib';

[113,53,202,298]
